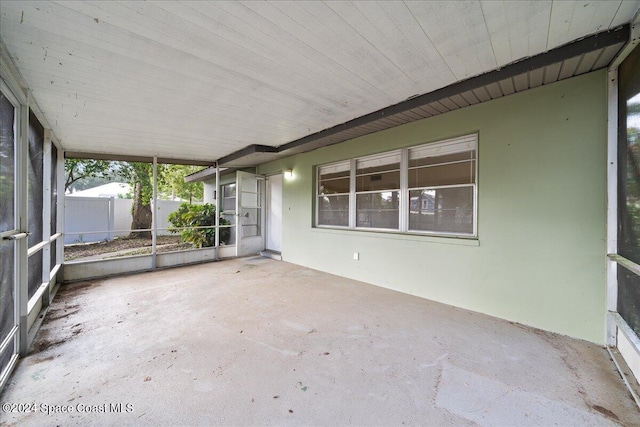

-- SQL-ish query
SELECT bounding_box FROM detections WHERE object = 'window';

[356,152,400,229]
[317,161,350,227]
[239,175,261,238]
[408,136,476,234]
[315,134,478,237]
[220,183,237,244]
[222,183,236,212]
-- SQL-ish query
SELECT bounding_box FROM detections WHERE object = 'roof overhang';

[218,24,630,168]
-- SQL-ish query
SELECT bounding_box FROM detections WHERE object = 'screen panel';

[617,43,640,337]
[28,110,44,248]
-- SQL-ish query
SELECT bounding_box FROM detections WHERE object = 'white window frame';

[354,150,401,232]
[315,134,478,238]
[221,182,237,214]
[316,160,352,229]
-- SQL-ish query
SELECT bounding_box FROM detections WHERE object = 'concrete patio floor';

[1,257,639,426]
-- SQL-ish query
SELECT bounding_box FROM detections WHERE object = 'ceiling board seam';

[478,1,499,66]
[323,2,418,86]
[610,1,625,29]
[589,47,607,72]
[402,0,456,80]
[265,1,393,98]
[574,54,586,76]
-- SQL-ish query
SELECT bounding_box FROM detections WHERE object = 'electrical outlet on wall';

[353,252,359,260]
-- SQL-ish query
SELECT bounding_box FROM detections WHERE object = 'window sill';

[312,226,480,247]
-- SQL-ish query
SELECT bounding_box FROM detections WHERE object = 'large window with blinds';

[316,134,478,237]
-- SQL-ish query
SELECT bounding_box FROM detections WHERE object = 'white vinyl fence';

[64,196,197,244]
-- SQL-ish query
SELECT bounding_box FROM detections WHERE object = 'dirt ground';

[64,235,191,261]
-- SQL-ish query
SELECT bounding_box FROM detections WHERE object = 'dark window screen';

[28,110,44,248]
[28,251,43,299]
[0,94,16,352]
[28,111,44,299]
[618,43,640,337]
[0,241,15,345]
[0,94,15,233]
[50,239,57,271]
[618,265,640,336]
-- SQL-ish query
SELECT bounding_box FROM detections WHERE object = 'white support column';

[215,163,220,260]
[56,145,64,276]
[151,156,157,269]
[41,129,52,307]
[606,67,619,346]
[399,148,408,232]
[17,96,29,355]
[349,159,356,229]
[108,197,115,242]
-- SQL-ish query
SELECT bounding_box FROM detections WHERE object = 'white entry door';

[236,171,265,256]
[266,174,282,253]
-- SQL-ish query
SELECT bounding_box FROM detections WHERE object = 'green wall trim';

[258,70,608,344]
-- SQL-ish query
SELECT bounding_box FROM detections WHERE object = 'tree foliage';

[64,159,119,191]
[157,164,204,203]
[167,203,230,248]
[65,159,204,201]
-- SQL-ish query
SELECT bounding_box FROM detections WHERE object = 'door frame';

[235,171,266,257]
[265,173,283,253]
[0,79,26,390]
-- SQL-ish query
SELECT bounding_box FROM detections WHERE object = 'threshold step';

[260,250,282,261]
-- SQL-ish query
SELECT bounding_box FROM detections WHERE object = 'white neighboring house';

[67,182,131,198]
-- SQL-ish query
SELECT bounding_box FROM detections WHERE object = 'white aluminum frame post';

[151,156,158,269]
[17,96,29,355]
[606,66,618,346]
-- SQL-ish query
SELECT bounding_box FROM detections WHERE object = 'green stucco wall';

[258,70,608,343]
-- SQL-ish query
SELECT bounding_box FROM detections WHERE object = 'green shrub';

[167,203,230,248]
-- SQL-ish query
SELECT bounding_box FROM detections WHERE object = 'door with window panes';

[236,171,265,256]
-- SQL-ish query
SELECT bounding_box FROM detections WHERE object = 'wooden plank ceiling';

[1,1,638,164]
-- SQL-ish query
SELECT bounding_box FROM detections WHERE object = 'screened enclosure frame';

[60,157,235,283]
[606,38,640,339]
[603,23,640,406]
[0,55,65,392]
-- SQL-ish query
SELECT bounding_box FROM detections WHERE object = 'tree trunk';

[130,181,152,238]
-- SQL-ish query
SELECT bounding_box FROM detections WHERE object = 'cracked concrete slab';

[0,257,638,426]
